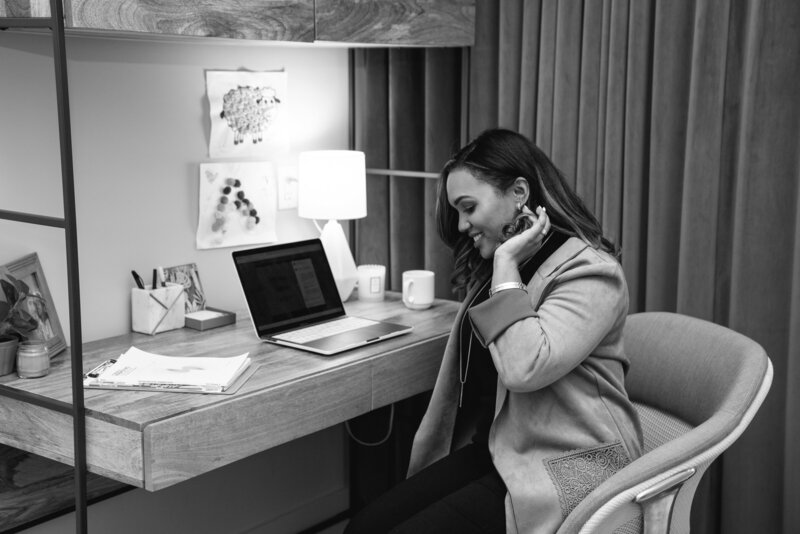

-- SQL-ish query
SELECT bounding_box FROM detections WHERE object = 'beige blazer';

[407,237,643,534]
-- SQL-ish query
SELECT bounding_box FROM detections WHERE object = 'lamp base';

[318,219,358,302]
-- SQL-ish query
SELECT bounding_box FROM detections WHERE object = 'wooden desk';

[0,293,458,491]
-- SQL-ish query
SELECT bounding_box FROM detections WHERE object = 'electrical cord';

[345,403,395,446]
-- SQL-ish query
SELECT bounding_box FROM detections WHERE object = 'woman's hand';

[494,206,551,268]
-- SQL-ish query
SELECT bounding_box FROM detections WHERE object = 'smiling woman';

[345,129,642,534]
[436,128,618,295]
[445,168,522,260]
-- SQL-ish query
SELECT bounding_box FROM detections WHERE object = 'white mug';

[402,270,435,310]
[357,264,386,302]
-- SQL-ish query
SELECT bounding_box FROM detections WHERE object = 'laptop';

[232,239,412,355]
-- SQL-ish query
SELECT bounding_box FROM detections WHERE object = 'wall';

[0,30,350,533]
[0,31,349,342]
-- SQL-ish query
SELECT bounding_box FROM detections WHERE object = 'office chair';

[556,312,773,534]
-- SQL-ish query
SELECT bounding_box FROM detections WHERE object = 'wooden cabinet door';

[64,0,315,42]
[0,0,51,17]
[315,0,475,46]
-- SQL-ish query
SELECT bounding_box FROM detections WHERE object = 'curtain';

[352,47,463,298]
[352,0,800,531]
[349,48,465,507]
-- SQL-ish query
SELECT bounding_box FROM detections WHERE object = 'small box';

[184,307,236,331]
[131,283,186,335]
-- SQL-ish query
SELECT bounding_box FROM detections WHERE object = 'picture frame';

[2,252,66,357]
[163,263,207,313]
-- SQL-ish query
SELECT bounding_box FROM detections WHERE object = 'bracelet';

[489,282,528,298]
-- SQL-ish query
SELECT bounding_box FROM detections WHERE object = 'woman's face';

[446,168,518,259]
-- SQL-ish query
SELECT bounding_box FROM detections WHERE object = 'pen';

[131,270,145,289]
[152,268,158,290]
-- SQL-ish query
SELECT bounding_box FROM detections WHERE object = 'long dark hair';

[436,128,618,293]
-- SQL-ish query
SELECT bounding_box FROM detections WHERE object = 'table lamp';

[298,150,367,301]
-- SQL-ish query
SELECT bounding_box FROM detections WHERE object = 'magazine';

[83,346,251,393]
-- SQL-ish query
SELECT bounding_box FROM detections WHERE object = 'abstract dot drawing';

[197,162,277,250]
[211,176,262,234]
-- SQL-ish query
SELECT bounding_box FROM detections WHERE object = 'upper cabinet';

[315,0,474,46]
[64,0,316,42]
[0,0,52,17]
[57,0,474,46]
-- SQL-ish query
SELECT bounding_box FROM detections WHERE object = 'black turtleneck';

[453,230,569,446]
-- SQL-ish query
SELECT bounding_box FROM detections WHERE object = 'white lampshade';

[298,150,367,221]
[297,150,367,302]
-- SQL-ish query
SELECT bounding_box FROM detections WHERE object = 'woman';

[345,129,643,534]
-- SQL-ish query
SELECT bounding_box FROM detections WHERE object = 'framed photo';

[163,263,207,313]
[2,253,66,357]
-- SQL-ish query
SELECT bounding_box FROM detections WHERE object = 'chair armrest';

[634,468,696,534]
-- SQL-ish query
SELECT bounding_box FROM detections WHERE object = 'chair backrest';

[557,312,773,533]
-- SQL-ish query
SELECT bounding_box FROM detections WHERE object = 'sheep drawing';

[220,85,281,145]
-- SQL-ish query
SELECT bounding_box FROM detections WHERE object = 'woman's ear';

[511,177,530,205]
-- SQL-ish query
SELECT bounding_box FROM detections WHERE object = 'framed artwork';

[197,161,278,249]
[206,69,289,158]
[163,263,206,313]
[2,253,66,357]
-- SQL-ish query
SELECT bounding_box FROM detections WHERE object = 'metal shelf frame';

[0,1,89,532]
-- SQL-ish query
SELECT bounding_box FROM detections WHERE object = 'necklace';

[457,233,555,408]
[458,276,490,407]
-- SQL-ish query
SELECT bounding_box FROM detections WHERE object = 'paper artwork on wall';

[197,162,277,250]
[206,70,289,158]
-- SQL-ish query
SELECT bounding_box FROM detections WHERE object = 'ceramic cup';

[402,270,435,310]
[357,264,386,302]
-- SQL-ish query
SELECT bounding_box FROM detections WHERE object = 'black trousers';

[344,443,507,534]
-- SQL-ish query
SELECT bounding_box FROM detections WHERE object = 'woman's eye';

[463,205,475,214]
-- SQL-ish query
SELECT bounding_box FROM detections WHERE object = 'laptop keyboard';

[273,316,379,343]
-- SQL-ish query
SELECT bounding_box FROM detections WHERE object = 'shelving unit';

[1,3,474,532]
[0,1,89,532]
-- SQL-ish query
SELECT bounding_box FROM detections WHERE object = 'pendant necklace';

[458,276,490,407]
[456,238,550,408]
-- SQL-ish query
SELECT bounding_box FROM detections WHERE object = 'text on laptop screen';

[234,241,344,334]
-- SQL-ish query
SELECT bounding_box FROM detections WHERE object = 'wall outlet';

[277,165,298,210]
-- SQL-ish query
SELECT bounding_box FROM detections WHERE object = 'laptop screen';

[233,239,345,336]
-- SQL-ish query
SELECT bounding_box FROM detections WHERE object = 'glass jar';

[17,340,50,378]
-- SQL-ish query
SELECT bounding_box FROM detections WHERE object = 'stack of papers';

[83,346,251,393]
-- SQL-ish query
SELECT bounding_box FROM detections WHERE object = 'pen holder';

[131,283,186,335]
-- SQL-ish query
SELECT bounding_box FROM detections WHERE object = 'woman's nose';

[458,214,470,233]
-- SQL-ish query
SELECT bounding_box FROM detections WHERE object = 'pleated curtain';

[352,1,800,532]
[352,48,463,298]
